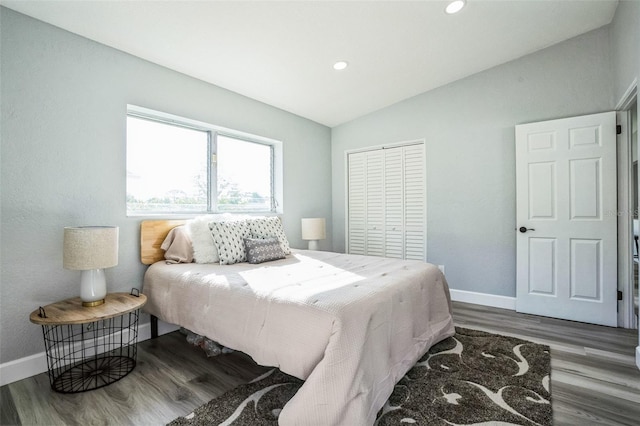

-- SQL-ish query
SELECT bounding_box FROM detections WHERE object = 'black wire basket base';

[52,355,136,393]
[39,307,141,394]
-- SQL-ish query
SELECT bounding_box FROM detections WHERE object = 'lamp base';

[82,299,105,307]
[308,240,320,251]
[80,269,107,307]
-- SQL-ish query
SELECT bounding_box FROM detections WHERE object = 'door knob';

[519,226,535,233]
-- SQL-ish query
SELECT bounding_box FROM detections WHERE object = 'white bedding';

[143,250,455,425]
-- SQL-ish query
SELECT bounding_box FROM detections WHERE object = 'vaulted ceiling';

[2,0,619,126]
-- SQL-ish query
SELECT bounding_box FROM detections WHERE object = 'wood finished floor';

[2,301,639,425]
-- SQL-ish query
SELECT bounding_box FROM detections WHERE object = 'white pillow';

[186,214,250,263]
[186,216,219,263]
[247,216,291,255]
[210,220,251,265]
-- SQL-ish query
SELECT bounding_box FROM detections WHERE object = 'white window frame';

[126,105,283,216]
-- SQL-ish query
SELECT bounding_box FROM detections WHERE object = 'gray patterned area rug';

[169,327,552,425]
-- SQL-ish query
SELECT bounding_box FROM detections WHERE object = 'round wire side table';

[30,290,147,393]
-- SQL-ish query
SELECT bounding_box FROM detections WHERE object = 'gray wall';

[331,26,617,298]
[609,0,640,105]
[0,8,332,364]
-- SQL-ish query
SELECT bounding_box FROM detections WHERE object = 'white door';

[402,144,427,261]
[346,149,385,256]
[347,152,366,255]
[384,147,404,258]
[515,111,618,326]
[382,144,427,260]
[365,150,385,257]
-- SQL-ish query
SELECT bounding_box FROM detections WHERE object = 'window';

[126,106,281,215]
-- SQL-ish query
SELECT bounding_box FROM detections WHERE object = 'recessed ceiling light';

[445,0,466,15]
[333,61,348,71]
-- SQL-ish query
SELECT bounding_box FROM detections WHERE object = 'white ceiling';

[2,0,619,127]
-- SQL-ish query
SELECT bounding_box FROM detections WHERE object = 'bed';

[140,218,455,425]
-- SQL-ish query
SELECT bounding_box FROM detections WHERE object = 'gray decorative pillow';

[248,216,291,254]
[244,237,286,264]
[188,214,253,263]
[209,221,251,265]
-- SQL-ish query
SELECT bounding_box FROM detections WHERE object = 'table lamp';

[63,226,119,307]
[301,218,326,251]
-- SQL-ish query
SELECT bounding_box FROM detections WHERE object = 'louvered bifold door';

[403,145,426,260]
[384,147,404,258]
[347,152,366,255]
[347,143,426,260]
[365,150,385,257]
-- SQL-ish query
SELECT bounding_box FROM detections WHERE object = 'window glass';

[217,135,272,212]
[126,117,208,214]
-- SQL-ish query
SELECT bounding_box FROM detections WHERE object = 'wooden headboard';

[140,220,186,264]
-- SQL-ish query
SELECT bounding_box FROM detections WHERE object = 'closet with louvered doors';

[346,142,426,261]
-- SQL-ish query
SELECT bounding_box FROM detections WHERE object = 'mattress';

[143,249,455,425]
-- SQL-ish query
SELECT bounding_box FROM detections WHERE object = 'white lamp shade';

[301,218,326,241]
[63,226,119,270]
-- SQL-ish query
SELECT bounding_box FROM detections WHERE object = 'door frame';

[616,78,637,329]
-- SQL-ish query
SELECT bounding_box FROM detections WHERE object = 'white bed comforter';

[143,250,455,425]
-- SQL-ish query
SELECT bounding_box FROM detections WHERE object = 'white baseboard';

[2,294,514,387]
[449,289,517,311]
[0,352,48,388]
[0,320,180,387]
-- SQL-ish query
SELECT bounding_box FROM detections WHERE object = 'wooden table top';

[30,292,147,325]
